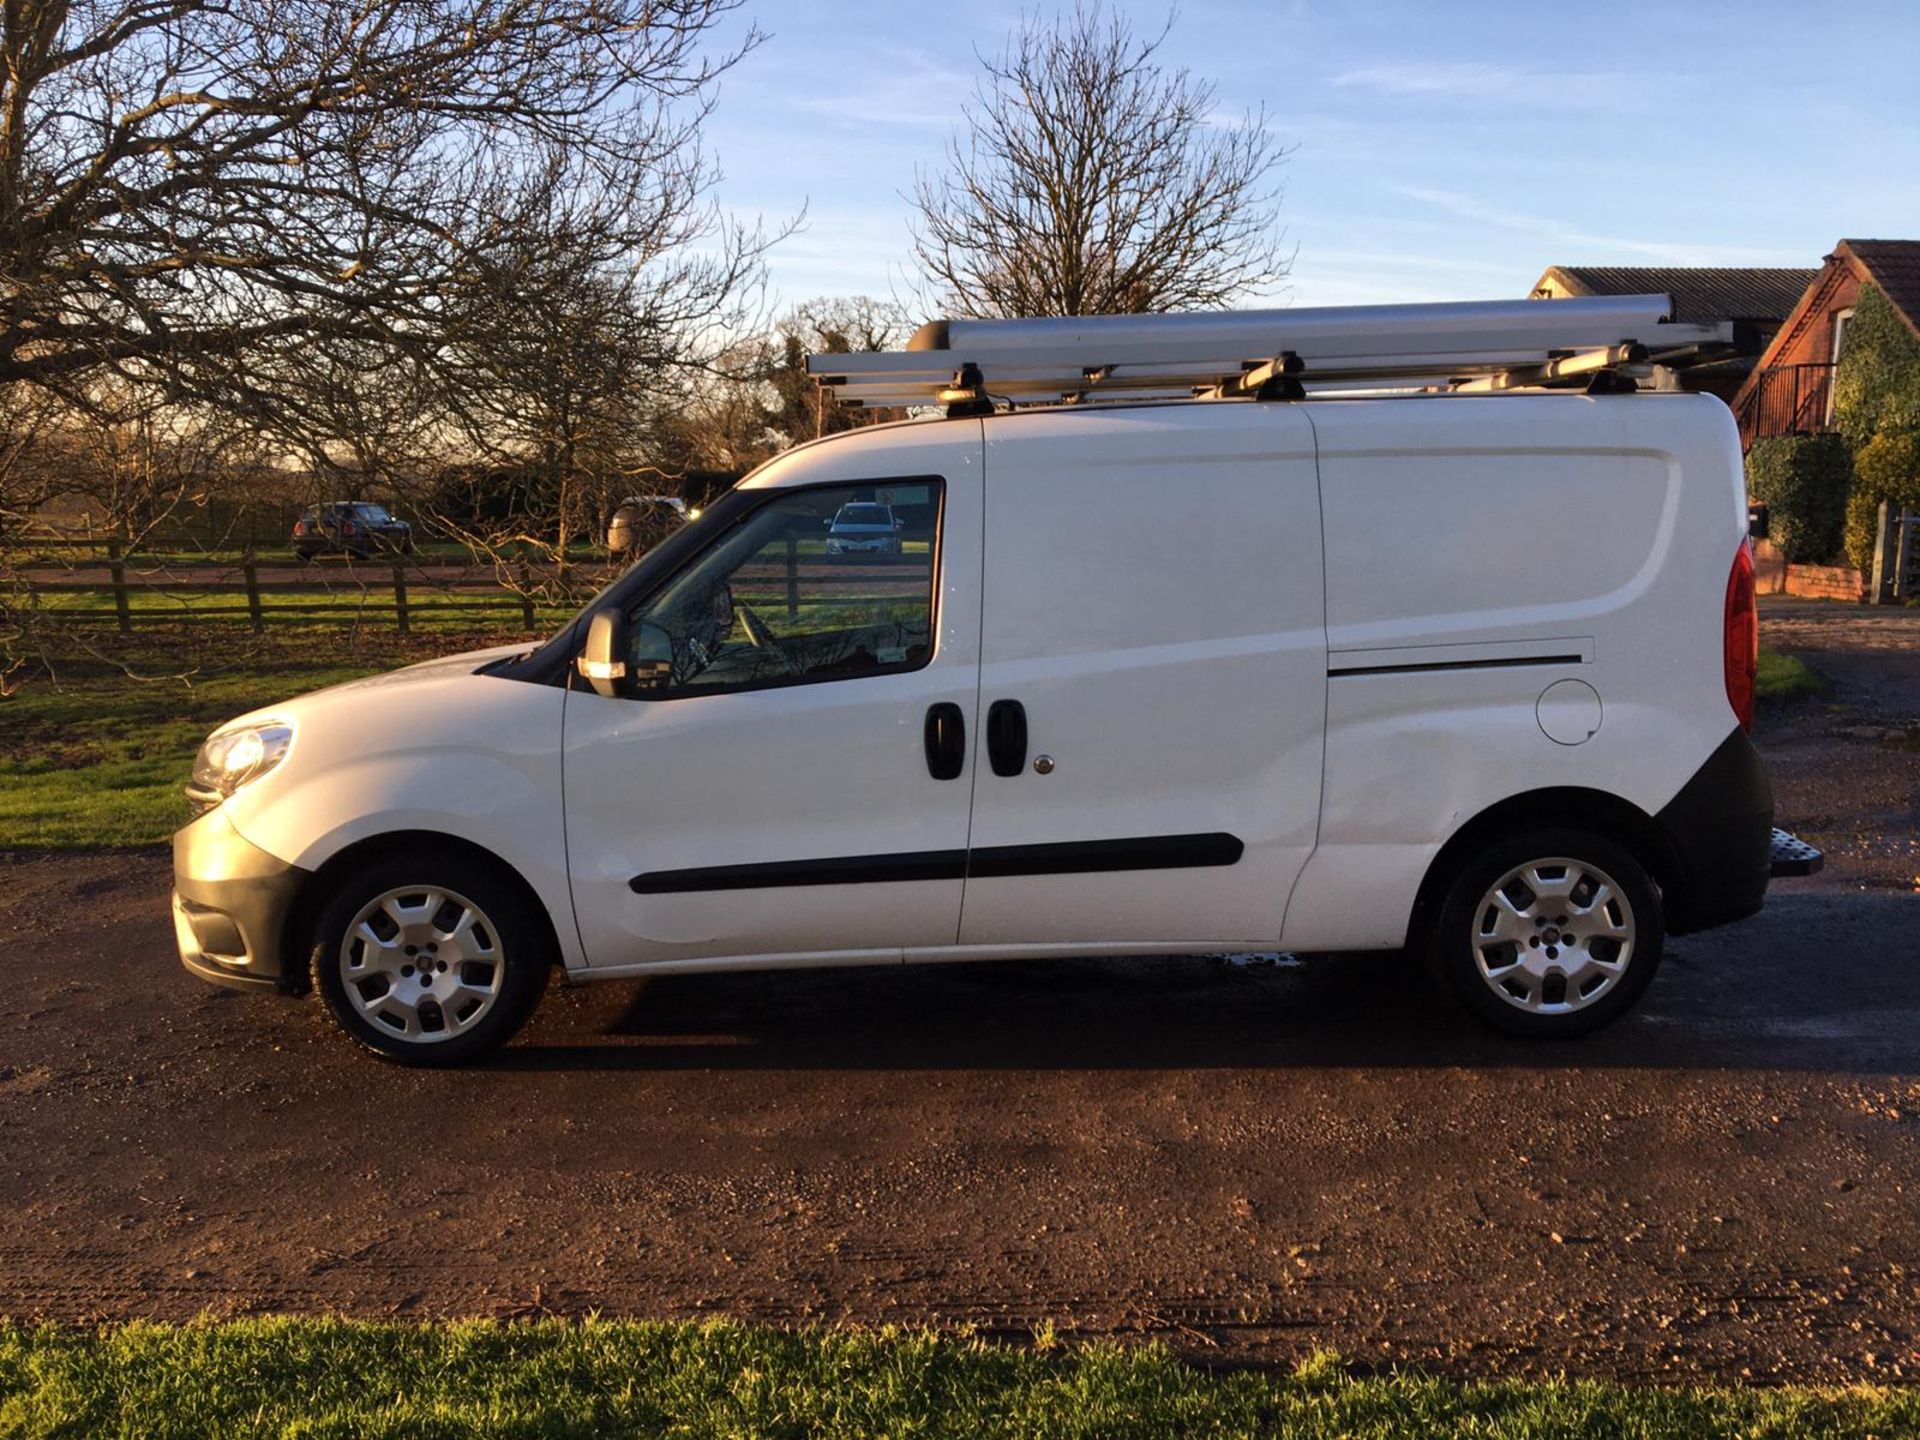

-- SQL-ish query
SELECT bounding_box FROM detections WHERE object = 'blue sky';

[698,0,1920,316]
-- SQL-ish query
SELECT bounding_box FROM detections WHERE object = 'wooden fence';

[5,539,605,634]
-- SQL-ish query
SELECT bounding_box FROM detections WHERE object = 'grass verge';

[1757,649,1824,702]
[1,1319,1914,1440]
[0,660,384,848]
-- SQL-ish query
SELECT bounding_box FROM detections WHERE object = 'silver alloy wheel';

[338,885,505,1043]
[1470,856,1636,1014]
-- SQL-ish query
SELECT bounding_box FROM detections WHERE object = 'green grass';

[1757,649,1824,702]
[0,661,384,849]
[0,1319,1912,1440]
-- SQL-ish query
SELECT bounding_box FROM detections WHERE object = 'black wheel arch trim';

[1407,730,1774,947]
[285,830,569,994]
[1407,787,1686,951]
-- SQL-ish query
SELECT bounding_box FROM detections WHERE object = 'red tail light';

[1724,539,1757,732]
[294,521,306,535]
[343,521,359,536]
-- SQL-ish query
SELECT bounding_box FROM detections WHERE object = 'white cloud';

[1395,186,1814,267]
[1330,62,1649,110]
[787,44,976,131]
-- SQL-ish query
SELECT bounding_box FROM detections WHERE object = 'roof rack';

[808,295,1736,415]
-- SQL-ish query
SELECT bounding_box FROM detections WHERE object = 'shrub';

[1832,284,1920,447]
[1843,430,1920,574]
[1746,433,1851,563]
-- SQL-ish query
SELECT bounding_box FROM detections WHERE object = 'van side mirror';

[1747,502,1770,541]
[577,606,631,699]
[632,621,675,693]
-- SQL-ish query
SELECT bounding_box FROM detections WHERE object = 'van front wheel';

[1430,829,1663,1038]
[309,853,551,1064]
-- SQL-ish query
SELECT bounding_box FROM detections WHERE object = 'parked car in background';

[293,502,413,560]
[607,495,693,559]
[824,501,903,559]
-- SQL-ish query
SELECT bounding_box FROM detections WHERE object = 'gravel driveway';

[1,599,1915,1382]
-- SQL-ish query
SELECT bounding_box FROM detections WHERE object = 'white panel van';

[173,320,1818,1063]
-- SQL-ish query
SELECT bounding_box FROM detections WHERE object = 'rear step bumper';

[1769,828,1825,878]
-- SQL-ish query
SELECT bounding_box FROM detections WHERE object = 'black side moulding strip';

[629,832,1245,894]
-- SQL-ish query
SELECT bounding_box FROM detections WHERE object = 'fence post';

[391,559,410,634]
[106,537,131,634]
[243,547,264,633]
[785,534,800,618]
[518,563,536,628]
[1871,500,1896,605]
[1895,508,1917,604]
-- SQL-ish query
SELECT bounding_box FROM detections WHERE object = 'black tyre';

[1427,827,1663,1038]
[309,851,552,1064]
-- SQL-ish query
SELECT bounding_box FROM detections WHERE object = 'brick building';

[1731,239,1920,449]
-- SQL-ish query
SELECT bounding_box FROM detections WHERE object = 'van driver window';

[624,481,940,697]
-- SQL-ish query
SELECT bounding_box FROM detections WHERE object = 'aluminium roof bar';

[807,295,1735,409]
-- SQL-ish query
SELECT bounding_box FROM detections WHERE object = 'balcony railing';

[1738,363,1834,446]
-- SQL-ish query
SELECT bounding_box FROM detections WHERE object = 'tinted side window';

[625,480,940,697]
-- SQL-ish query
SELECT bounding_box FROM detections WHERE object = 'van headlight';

[190,722,294,804]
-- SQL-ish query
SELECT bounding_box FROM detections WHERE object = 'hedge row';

[1845,430,1920,574]
[1746,433,1852,564]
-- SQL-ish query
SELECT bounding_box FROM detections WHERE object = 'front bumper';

[172,807,310,992]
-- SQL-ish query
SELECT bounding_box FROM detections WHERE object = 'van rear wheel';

[310,852,551,1064]
[1430,828,1663,1038]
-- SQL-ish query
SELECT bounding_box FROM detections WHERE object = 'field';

[0,623,525,849]
[0,659,386,848]
[3,1319,1914,1439]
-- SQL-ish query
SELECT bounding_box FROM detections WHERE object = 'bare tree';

[0,0,782,654]
[250,338,447,510]
[0,0,761,416]
[59,380,243,544]
[912,5,1290,318]
[411,181,776,603]
[764,297,909,447]
[641,296,908,482]
[0,384,64,539]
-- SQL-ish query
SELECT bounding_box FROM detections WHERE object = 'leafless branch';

[911,4,1291,318]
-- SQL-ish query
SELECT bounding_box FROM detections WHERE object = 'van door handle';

[924,702,965,780]
[986,699,1028,777]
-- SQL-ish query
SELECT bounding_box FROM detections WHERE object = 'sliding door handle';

[986,699,1028,777]
[924,702,965,780]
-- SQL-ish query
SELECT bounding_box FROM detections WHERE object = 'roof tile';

[1841,240,1920,335]
[1540,266,1819,324]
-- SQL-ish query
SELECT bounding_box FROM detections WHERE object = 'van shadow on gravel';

[495,890,1919,1076]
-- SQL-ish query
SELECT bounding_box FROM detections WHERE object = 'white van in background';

[172,299,1819,1063]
